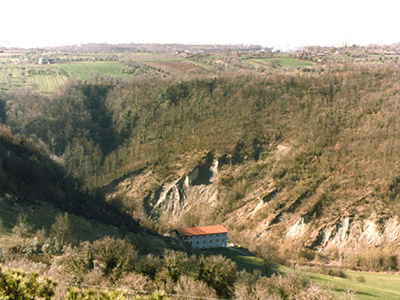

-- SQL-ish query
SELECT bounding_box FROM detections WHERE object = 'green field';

[276,265,400,300]
[59,61,132,81]
[200,247,400,300]
[253,57,313,67]
[0,61,134,93]
[305,268,400,300]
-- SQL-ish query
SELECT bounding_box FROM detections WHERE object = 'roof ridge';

[176,224,228,236]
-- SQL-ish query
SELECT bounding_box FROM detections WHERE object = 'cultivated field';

[0,48,320,93]
[59,61,133,81]
[252,57,313,67]
[0,65,68,93]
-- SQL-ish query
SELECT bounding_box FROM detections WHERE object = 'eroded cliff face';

[107,146,400,255]
[283,216,400,250]
[144,153,219,220]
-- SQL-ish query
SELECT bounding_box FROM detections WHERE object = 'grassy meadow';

[305,268,400,300]
[200,247,400,300]
[59,61,132,81]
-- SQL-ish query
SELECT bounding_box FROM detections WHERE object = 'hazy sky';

[1,0,399,48]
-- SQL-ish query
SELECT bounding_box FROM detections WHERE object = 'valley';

[1,42,400,299]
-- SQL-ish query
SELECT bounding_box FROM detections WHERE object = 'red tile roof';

[176,225,228,236]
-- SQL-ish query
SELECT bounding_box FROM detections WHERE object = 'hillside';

[0,127,190,255]
[2,60,400,268]
[0,127,142,232]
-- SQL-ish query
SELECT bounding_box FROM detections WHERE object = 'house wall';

[180,233,227,249]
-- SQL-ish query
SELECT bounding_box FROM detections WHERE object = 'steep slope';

[0,126,141,234]
[99,64,400,261]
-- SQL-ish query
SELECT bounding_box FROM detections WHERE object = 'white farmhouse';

[175,225,228,249]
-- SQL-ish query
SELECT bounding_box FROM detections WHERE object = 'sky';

[1,0,399,49]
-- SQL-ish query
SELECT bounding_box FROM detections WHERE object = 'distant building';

[38,57,48,65]
[175,225,228,249]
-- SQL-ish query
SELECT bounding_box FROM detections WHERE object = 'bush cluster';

[0,266,56,300]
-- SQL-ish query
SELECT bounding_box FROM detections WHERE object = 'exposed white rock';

[148,158,219,219]
[383,218,400,243]
[359,219,381,246]
[252,200,264,215]
[286,217,308,239]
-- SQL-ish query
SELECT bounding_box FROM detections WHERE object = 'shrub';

[65,287,127,300]
[174,276,217,299]
[356,275,366,283]
[51,213,74,246]
[12,213,33,238]
[162,249,188,282]
[197,255,237,298]
[0,266,56,300]
[118,273,156,294]
[235,272,335,300]
[317,267,347,278]
[41,237,63,255]
[235,276,279,300]
[355,247,398,271]
[135,254,162,280]
[296,282,335,300]
[268,271,309,299]
[133,291,169,300]
[91,237,138,280]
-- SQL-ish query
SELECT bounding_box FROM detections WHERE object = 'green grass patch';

[278,265,400,300]
[196,248,400,300]
[254,57,313,67]
[59,61,132,81]
[197,247,268,274]
[0,202,123,242]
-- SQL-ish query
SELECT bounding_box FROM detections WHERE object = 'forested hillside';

[2,61,400,268]
[0,124,150,233]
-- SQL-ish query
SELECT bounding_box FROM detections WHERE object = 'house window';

[216,239,219,242]
[196,241,199,245]
[203,240,205,244]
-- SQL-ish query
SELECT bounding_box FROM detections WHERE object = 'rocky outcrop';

[108,144,400,255]
[284,216,400,251]
[144,153,219,220]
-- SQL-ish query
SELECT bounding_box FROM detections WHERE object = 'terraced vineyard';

[0,65,68,93]
[0,62,135,93]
